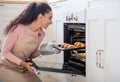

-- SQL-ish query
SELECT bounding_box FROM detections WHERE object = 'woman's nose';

[50,20,52,24]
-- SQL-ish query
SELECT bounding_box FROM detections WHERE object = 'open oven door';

[33,58,85,76]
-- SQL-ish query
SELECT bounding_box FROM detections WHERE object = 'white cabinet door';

[87,15,120,82]
[86,0,120,82]
[104,16,120,82]
[86,17,104,82]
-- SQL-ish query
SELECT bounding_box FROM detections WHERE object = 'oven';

[33,23,86,76]
[63,23,86,75]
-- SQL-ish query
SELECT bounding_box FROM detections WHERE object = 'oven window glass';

[63,23,86,75]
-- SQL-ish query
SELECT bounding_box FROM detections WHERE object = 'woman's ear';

[37,14,43,20]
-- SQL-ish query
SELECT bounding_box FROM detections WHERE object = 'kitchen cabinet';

[86,0,120,82]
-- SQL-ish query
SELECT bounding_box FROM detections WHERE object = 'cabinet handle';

[96,49,100,68]
[99,50,104,69]
[96,49,104,69]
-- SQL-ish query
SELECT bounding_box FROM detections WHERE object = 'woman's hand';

[40,42,61,55]
[20,61,35,74]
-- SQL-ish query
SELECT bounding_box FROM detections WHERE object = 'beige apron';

[0,27,44,82]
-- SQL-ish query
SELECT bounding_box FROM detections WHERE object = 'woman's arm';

[30,47,41,58]
[1,26,23,65]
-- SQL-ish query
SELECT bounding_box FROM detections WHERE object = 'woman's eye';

[49,18,52,20]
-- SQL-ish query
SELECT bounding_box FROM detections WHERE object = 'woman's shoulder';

[13,24,26,34]
[16,24,26,31]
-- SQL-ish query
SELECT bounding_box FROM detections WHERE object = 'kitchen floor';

[38,71,59,82]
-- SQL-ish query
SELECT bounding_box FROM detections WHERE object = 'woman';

[0,2,52,82]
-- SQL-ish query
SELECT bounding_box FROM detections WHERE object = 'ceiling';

[0,0,66,4]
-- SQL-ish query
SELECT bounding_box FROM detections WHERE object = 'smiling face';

[38,11,53,29]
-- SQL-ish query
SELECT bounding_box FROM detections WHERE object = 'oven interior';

[63,23,86,75]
